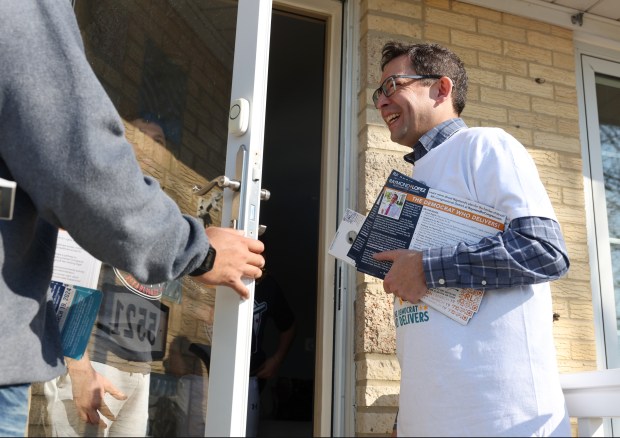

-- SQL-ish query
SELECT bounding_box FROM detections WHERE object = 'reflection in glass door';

[27,1,244,436]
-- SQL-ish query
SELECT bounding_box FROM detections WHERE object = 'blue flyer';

[49,281,103,359]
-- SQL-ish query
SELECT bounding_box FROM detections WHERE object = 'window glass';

[595,73,620,352]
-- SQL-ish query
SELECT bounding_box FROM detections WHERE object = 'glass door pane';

[595,73,620,360]
[28,1,241,436]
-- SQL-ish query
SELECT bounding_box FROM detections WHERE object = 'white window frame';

[576,44,620,371]
[576,43,620,437]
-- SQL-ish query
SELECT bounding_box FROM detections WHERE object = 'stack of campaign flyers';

[329,170,507,325]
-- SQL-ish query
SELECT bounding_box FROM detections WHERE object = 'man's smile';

[385,112,400,125]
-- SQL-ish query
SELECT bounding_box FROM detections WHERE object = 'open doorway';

[254,8,325,438]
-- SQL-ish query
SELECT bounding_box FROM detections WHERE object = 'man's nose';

[376,90,393,109]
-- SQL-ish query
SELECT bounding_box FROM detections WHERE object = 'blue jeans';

[0,384,30,437]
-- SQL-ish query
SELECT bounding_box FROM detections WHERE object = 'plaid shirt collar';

[403,118,467,165]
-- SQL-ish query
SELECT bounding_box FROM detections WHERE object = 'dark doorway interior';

[255,8,325,438]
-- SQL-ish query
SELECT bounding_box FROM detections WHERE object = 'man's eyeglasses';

[372,74,442,108]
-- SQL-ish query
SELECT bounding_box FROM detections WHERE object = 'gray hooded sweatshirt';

[0,0,210,385]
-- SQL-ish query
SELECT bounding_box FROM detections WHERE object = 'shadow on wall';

[368,393,399,437]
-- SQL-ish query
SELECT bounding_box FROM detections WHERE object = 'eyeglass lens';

[372,77,395,107]
[372,75,442,107]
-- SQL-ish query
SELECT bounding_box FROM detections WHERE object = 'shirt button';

[481,280,487,286]
[438,279,445,285]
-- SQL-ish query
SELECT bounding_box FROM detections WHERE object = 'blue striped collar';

[404,118,467,165]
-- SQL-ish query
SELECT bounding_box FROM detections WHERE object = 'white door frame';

[271,0,350,436]
[205,0,273,435]
[205,0,355,435]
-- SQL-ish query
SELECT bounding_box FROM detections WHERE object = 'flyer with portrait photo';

[329,169,508,325]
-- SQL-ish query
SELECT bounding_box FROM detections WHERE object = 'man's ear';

[435,76,453,103]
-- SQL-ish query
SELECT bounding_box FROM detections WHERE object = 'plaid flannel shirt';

[406,119,570,290]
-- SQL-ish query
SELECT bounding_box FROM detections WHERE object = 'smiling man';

[372,41,571,437]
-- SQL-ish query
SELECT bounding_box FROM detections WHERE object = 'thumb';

[373,250,399,261]
[104,381,127,401]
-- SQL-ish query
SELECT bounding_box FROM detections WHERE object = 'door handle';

[192,146,270,234]
[193,176,270,200]
[192,176,240,196]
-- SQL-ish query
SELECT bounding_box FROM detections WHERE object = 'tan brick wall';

[356,0,594,436]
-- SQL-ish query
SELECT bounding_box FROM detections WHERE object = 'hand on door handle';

[191,227,265,299]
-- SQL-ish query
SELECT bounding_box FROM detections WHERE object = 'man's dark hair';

[380,42,468,115]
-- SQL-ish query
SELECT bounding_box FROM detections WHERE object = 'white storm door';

[205,0,272,436]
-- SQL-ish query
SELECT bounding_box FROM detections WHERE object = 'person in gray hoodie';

[0,1,265,436]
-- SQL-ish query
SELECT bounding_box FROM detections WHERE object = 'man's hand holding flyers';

[373,249,426,303]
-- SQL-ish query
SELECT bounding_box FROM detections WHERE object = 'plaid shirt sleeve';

[422,216,570,289]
